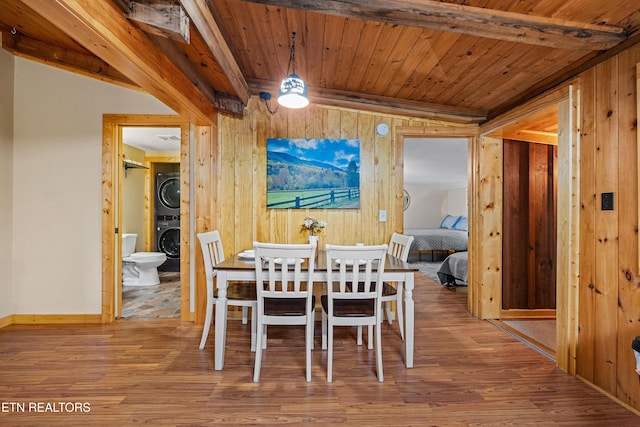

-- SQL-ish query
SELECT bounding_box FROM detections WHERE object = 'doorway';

[485,101,564,362]
[394,126,479,314]
[403,137,469,285]
[502,138,557,314]
[497,138,558,360]
[101,114,191,323]
[121,126,181,318]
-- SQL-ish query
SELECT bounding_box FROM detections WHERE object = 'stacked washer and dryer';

[155,172,180,272]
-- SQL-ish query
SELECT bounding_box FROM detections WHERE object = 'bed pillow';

[452,216,468,231]
[439,215,461,229]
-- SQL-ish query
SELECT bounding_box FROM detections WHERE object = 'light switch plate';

[601,192,614,210]
[379,210,387,222]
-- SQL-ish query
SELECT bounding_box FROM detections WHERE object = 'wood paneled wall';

[474,135,503,319]
[577,43,640,409]
[476,60,640,410]
[192,98,458,322]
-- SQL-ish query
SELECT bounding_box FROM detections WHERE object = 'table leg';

[404,272,414,368]
[214,270,229,370]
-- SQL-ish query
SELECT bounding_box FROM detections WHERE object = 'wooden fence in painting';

[267,188,360,208]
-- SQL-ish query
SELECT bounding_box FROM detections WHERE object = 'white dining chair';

[322,244,387,382]
[358,233,414,347]
[197,231,257,351]
[382,232,414,340]
[252,242,316,382]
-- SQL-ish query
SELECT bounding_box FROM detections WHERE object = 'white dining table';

[212,250,417,370]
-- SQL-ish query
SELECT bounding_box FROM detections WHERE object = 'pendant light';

[277,32,309,109]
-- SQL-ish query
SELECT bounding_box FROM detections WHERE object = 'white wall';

[0,50,14,318]
[447,188,468,217]
[122,144,146,252]
[403,137,468,229]
[403,184,467,229]
[12,58,174,314]
[403,184,447,228]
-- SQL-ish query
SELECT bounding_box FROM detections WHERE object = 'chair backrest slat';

[197,230,225,279]
[388,232,414,262]
[325,244,388,302]
[254,242,316,299]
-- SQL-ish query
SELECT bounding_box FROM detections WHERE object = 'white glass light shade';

[277,73,309,109]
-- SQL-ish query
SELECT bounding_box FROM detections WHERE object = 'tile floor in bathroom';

[121,271,180,318]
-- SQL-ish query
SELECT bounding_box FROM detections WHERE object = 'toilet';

[122,233,167,286]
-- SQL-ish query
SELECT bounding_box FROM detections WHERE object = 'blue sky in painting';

[267,138,360,171]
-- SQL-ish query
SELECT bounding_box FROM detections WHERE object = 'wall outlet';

[379,210,387,222]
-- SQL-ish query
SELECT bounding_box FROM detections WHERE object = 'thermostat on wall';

[376,123,389,136]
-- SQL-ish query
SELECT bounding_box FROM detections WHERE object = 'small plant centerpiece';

[301,216,327,236]
[301,217,327,246]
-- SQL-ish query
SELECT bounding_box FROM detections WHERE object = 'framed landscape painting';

[266,138,360,209]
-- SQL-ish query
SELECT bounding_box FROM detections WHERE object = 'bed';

[437,251,468,286]
[405,215,468,259]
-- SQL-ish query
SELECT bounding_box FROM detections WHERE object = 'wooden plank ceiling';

[1,0,639,127]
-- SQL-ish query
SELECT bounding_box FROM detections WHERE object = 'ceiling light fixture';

[260,32,309,115]
[278,32,308,109]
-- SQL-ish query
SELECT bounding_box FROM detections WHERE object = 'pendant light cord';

[288,32,297,75]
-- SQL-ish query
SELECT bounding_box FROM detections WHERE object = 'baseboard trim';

[0,314,14,328]
[11,314,103,324]
[576,374,640,418]
[500,309,556,319]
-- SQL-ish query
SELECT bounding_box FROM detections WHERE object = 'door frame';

[395,125,479,314]
[479,82,580,374]
[101,114,192,322]
[395,82,580,374]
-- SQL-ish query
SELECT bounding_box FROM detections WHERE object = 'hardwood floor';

[1,274,638,426]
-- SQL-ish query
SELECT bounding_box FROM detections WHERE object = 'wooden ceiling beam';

[126,1,190,44]
[249,79,487,124]
[180,0,250,104]
[1,32,140,90]
[241,0,627,50]
[19,0,237,124]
